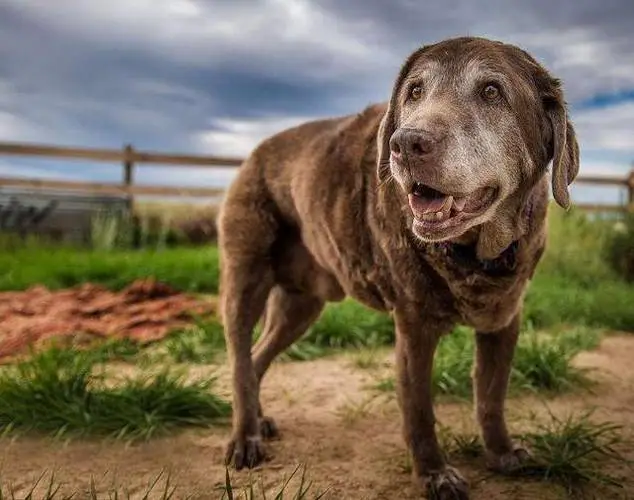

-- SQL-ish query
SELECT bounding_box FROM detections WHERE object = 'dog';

[217,36,579,499]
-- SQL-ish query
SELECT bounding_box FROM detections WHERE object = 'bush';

[173,210,218,245]
[605,213,634,282]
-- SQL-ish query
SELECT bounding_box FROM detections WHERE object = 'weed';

[0,469,180,499]
[516,409,631,497]
[162,317,226,364]
[0,347,231,440]
[438,409,630,498]
[303,300,394,350]
[369,327,602,399]
[512,326,600,394]
[220,464,328,500]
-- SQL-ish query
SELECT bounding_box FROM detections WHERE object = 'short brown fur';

[217,36,579,499]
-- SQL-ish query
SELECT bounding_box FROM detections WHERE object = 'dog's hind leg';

[251,286,324,438]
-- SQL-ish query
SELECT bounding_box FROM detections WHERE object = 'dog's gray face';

[377,37,579,244]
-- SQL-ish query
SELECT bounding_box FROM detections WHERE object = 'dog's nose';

[390,128,446,159]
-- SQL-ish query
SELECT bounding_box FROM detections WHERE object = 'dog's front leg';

[394,307,470,500]
[474,312,531,473]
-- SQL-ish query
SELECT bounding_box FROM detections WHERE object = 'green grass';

[0,470,178,500]
[371,325,603,399]
[511,326,601,394]
[278,300,395,362]
[517,410,630,497]
[0,466,327,500]
[440,410,630,498]
[525,207,634,331]
[79,306,603,401]
[1,205,633,330]
[2,204,633,331]
[221,465,328,500]
[0,347,231,440]
[161,317,226,364]
[0,243,219,293]
[134,301,394,366]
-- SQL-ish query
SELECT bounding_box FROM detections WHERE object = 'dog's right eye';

[409,85,423,101]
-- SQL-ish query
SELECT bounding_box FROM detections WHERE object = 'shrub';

[604,213,634,282]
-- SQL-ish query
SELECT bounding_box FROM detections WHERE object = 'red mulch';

[0,279,216,361]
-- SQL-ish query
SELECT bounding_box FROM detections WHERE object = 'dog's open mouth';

[408,183,497,229]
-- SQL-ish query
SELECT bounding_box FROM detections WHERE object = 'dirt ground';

[1,332,633,499]
[0,280,215,361]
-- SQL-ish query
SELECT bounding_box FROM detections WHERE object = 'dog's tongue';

[408,194,452,215]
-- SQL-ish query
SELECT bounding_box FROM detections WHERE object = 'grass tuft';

[516,409,631,497]
[220,464,329,500]
[371,326,603,399]
[511,326,601,394]
[161,317,226,364]
[0,469,179,499]
[303,300,394,350]
[0,347,231,440]
[440,409,631,498]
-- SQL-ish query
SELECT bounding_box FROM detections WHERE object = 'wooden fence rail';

[0,140,632,212]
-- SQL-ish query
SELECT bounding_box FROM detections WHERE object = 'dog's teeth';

[453,197,467,212]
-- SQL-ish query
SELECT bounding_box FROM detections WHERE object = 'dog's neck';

[436,194,535,274]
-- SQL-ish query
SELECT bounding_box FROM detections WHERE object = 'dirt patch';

[1,335,633,499]
[0,279,215,361]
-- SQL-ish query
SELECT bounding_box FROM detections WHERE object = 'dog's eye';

[481,83,501,101]
[409,85,423,101]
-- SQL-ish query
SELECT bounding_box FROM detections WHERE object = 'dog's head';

[377,37,579,259]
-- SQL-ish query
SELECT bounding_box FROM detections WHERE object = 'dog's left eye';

[409,85,423,101]
[481,83,501,101]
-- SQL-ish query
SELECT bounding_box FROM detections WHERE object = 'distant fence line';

[0,140,632,213]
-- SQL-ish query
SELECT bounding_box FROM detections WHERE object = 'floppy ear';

[376,45,431,182]
[544,79,579,209]
[376,104,396,182]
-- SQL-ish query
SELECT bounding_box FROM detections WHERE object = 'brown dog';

[217,36,579,499]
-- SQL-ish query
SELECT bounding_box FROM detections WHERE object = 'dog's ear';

[376,45,432,182]
[543,78,579,209]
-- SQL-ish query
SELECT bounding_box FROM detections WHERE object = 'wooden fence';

[0,140,632,212]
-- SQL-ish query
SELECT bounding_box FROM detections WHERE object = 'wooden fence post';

[628,167,634,210]
[123,144,135,209]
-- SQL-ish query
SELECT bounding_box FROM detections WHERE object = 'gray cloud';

[0,0,632,198]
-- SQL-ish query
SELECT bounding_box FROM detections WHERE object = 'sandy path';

[1,335,633,499]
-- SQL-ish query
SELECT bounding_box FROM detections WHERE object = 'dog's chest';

[425,242,528,332]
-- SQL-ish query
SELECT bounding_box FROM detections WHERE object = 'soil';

[0,330,633,499]
[0,283,632,498]
[0,279,215,361]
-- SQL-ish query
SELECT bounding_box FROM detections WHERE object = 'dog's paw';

[224,434,267,470]
[486,446,532,474]
[259,416,279,440]
[424,466,470,500]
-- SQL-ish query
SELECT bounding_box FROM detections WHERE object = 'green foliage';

[0,347,231,440]
[526,206,634,331]
[0,244,219,293]
[373,326,603,399]
[441,409,630,498]
[220,464,328,500]
[604,212,634,283]
[517,410,630,497]
[305,300,394,349]
[512,326,601,393]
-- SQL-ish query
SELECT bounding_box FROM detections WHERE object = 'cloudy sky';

[0,0,633,203]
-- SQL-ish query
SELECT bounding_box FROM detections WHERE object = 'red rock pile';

[0,279,216,361]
